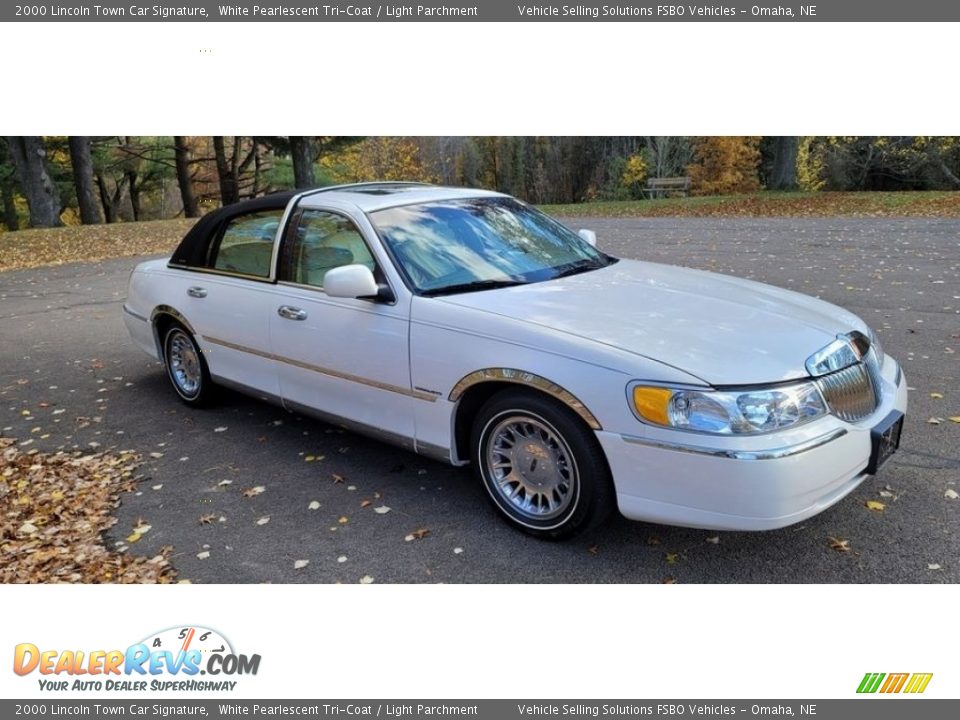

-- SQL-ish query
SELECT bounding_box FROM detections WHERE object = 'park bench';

[645,176,692,198]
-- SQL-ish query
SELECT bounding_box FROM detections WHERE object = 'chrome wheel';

[167,329,202,398]
[482,413,579,522]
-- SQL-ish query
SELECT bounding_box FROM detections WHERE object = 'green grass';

[541,190,960,218]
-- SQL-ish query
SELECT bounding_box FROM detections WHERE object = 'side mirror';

[323,264,380,299]
[578,229,597,247]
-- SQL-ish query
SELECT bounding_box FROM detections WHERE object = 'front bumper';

[599,358,908,531]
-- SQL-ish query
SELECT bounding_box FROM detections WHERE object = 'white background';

[1,20,958,700]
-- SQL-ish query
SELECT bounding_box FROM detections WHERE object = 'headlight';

[631,382,827,435]
[866,326,885,369]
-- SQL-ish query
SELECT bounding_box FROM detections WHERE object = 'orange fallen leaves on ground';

[0,219,196,273]
[0,438,176,583]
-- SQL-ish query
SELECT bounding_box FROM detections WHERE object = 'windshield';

[368,197,615,295]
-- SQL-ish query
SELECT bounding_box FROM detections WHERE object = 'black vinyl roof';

[169,191,298,268]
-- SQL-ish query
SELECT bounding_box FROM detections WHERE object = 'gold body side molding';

[448,368,602,430]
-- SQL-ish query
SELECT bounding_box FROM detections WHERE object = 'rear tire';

[470,388,614,540]
[161,322,215,407]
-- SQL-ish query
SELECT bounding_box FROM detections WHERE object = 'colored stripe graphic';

[857,673,885,693]
[857,672,932,694]
[904,673,933,694]
[880,673,909,693]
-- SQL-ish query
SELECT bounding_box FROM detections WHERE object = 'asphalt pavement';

[1,216,957,583]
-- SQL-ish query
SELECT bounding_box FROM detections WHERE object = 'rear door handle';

[187,286,207,298]
[278,305,307,321]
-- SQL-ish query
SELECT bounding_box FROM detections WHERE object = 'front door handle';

[187,286,207,298]
[278,305,307,321]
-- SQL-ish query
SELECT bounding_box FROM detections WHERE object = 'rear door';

[177,208,285,400]
[267,206,416,446]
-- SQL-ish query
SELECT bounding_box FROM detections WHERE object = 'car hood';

[435,259,867,386]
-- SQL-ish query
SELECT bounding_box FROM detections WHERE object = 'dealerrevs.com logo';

[13,626,260,692]
[857,672,933,694]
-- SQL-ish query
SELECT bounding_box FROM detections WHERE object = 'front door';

[267,207,416,446]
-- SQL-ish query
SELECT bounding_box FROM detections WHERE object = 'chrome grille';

[816,362,878,422]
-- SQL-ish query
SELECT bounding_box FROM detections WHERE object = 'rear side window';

[212,210,284,278]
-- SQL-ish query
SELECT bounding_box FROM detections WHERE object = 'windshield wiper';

[552,258,607,279]
[421,279,528,297]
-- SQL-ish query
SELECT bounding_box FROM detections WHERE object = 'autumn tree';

[5,136,62,227]
[688,137,763,195]
[0,139,20,231]
[318,137,434,185]
[173,136,199,217]
[764,137,799,191]
[797,136,960,191]
[68,137,102,224]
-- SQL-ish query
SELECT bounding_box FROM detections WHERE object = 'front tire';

[470,389,613,539]
[162,323,214,406]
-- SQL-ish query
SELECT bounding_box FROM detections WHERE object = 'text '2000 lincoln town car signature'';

[124,182,907,538]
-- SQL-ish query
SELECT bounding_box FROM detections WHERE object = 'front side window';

[279,209,376,288]
[368,197,614,296]
[212,210,283,278]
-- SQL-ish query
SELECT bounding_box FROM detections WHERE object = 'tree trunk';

[290,137,315,188]
[213,136,239,205]
[5,136,62,227]
[126,169,141,220]
[67,136,102,224]
[767,136,799,190]
[173,136,199,217]
[2,182,19,231]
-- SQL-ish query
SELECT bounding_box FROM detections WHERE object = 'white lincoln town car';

[123,182,907,538]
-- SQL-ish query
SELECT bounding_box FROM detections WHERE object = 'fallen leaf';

[927,417,943,425]
[337,555,347,563]
[126,533,141,544]
[196,551,210,560]
[331,474,345,484]
[705,536,720,544]
[928,563,942,571]
[18,522,39,535]
[587,545,599,555]
[930,392,944,399]
[662,577,677,584]
[828,537,851,553]
[359,575,374,584]
[199,513,218,525]
[373,505,391,514]
[360,500,372,508]
[308,500,321,510]
[338,516,349,524]
[255,516,270,526]
[242,486,265,497]
[217,479,233,487]
[865,500,886,512]
[453,547,464,555]
[408,527,430,540]
[949,417,960,424]
[213,427,227,433]
[665,553,680,564]
[294,559,309,569]
[646,536,661,546]
[148,452,164,459]
[945,489,959,500]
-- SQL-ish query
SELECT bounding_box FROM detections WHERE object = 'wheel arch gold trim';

[448,368,602,430]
